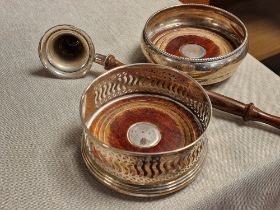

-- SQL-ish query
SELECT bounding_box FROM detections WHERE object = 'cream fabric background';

[0,1,280,209]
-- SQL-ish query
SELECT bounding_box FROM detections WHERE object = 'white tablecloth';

[1,1,280,209]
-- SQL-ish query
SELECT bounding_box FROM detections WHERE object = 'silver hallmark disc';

[127,122,161,148]
[179,44,206,59]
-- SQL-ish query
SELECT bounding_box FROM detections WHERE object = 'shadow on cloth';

[62,126,172,201]
[30,67,58,79]
[29,67,102,79]
[127,46,149,64]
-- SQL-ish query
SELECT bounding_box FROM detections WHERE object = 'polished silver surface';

[141,4,249,85]
[39,25,95,78]
[80,63,212,196]
[94,53,107,66]
[39,25,123,79]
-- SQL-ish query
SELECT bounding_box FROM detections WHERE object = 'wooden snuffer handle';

[103,54,280,129]
[207,91,280,129]
[104,54,124,70]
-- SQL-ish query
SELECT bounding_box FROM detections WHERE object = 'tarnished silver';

[141,4,249,85]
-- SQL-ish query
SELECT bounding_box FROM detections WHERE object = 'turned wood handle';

[104,55,124,70]
[207,91,280,129]
[102,56,280,129]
